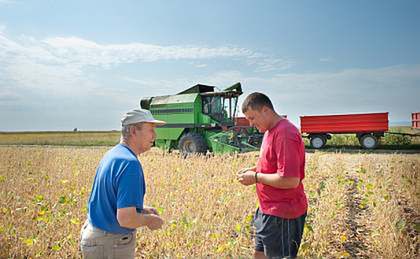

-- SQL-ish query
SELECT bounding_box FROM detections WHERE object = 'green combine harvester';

[140,82,262,155]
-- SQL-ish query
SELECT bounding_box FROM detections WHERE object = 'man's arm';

[117,207,163,230]
[237,170,300,189]
[257,172,300,189]
[142,205,159,215]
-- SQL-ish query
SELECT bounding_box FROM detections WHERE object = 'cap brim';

[148,119,166,126]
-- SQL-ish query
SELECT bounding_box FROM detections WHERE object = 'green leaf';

[156,207,164,215]
[235,223,242,233]
[414,223,420,232]
[58,196,67,204]
[23,238,36,246]
[70,218,80,225]
[396,219,406,231]
[51,244,61,251]
[34,195,44,203]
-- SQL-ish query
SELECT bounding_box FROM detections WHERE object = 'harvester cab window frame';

[202,95,227,122]
[202,96,222,114]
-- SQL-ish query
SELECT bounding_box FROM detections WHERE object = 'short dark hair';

[242,92,274,113]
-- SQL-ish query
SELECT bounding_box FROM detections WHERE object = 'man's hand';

[237,170,257,186]
[237,167,255,174]
[117,207,164,230]
[145,214,164,230]
[142,205,159,215]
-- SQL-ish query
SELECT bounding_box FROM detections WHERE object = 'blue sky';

[0,0,419,131]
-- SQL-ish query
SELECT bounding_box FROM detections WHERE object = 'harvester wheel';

[178,132,208,155]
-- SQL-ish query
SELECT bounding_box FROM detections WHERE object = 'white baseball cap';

[121,108,166,126]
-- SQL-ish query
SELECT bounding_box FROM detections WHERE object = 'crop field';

[0,145,419,258]
[0,131,121,146]
[1,126,419,149]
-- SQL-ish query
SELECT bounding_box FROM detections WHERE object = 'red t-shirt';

[256,119,308,219]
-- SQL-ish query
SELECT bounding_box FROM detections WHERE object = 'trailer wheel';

[359,134,378,149]
[178,132,208,155]
[310,135,327,149]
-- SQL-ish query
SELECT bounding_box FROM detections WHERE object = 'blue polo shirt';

[87,144,145,234]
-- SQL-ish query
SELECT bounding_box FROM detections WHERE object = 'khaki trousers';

[80,220,136,259]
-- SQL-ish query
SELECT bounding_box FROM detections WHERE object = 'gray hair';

[120,123,143,142]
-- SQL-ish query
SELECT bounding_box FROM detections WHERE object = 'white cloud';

[319,57,333,62]
[0,31,294,99]
[247,57,295,72]
[248,65,420,123]
[0,0,17,5]
[136,65,419,123]
[195,63,207,68]
[41,36,278,69]
[1,30,418,130]
[0,88,20,102]
[122,77,186,93]
[123,64,420,116]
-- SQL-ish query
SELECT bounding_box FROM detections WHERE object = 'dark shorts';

[254,208,306,258]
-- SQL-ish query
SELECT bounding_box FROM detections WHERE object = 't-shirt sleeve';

[276,133,302,178]
[116,162,145,209]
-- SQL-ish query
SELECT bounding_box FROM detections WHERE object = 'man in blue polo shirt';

[80,108,165,258]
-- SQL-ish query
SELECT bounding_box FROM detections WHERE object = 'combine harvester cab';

[140,82,259,155]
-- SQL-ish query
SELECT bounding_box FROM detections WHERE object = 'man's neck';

[120,140,140,156]
[267,113,284,131]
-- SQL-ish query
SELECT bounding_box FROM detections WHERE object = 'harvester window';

[203,96,223,115]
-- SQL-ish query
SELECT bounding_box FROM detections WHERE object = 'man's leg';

[254,208,267,258]
[264,213,307,258]
[254,250,267,259]
[290,212,306,256]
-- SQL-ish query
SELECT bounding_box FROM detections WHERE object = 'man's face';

[244,107,269,133]
[134,123,157,153]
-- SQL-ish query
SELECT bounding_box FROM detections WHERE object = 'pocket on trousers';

[81,244,104,259]
[113,233,135,258]
[115,233,134,246]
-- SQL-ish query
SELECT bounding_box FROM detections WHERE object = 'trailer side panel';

[300,112,389,134]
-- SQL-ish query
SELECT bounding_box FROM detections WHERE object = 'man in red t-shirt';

[237,92,307,259]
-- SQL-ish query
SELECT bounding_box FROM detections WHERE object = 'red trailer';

[412,112,420,129]
[234,117,251,127]
[300,112,389,149]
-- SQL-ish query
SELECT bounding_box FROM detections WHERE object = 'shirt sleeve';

[116,162,145,210]
[276,133,302,178]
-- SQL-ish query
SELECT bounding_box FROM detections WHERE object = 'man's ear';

[261,105,269,114]
[130,126,137,136]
